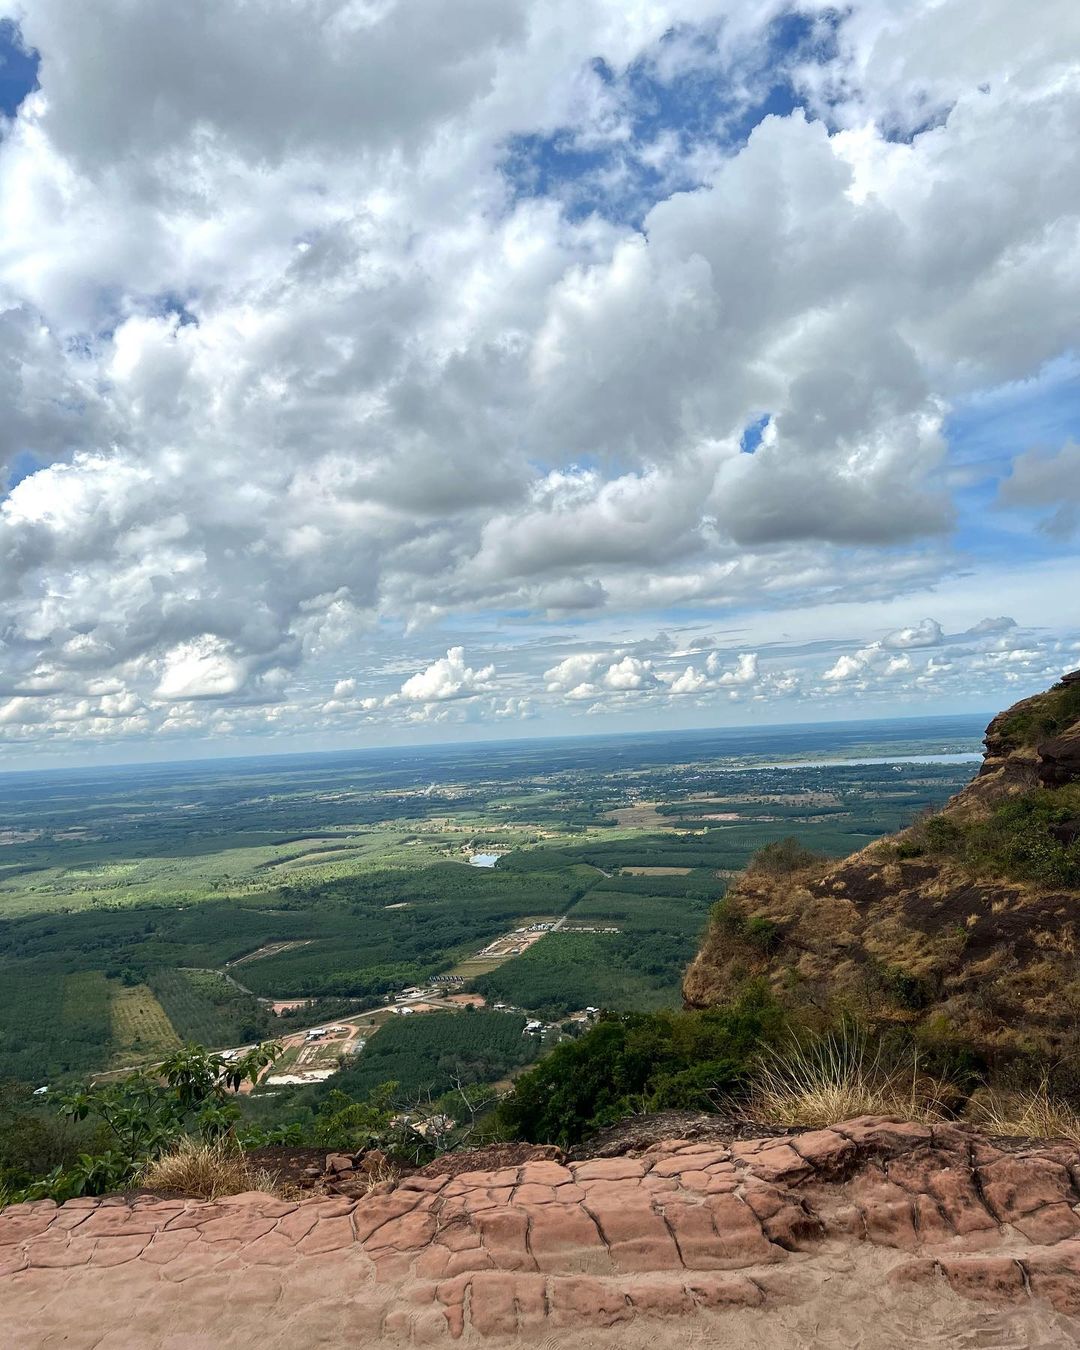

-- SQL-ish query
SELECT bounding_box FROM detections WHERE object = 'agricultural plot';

[329,1009,539,1101]
[447,917,558,979]
[150,969,271,1049]
[472,878,715,1017]
[0,966,112,1084]
[109,984,181,1064]
[0,720,981,1088]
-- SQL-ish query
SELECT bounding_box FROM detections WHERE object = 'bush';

[496,987,784,1146]
[710,899,782,955]
[0,1082,92,1195]
[6,1042,279,1204]
[995,678,1080,751]
[747,837,826,877]
[919,789,1080,887]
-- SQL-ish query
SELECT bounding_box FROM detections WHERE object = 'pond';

[468,852,500,868]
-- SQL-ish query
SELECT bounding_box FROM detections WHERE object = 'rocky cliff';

[684,673,1080,1068]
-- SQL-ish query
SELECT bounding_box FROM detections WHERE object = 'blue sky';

[0,0,1076,767]
[0,19,36,116]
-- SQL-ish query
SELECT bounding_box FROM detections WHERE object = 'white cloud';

[154,638,249,700]
[882,619,944,649]
[602,656,658,691]
[393,648,496,703]
[669,666,708,695]
[0,0,1077,756]
[709,652,760,684]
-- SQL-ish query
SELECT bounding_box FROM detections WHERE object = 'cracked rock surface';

[3,1117,1080,1347]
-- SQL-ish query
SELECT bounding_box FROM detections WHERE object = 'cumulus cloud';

[154,638,250,700]
[393,648,496,703]
[882,619,944,650]
[709,652,760,684]
[0,0,1077,755]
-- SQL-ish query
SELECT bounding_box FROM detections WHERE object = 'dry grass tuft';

[966,1085,1080,1142]
[354,1158,400,1193]
[745,1024,947,1128]
[140,1138,277,1200]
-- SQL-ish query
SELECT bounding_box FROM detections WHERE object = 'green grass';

[995,678,1080,751]
[915,786,1080,887]
[110,984,182,1063]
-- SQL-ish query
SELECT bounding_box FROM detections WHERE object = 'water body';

[728,752,984,771]
[469,853,500,868]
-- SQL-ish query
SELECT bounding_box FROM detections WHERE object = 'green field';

[0,722,981,1089]
[327,1010,540,1101]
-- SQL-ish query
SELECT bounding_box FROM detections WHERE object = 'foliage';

[920,788,1080,887]
[10,1042,278,1203]
[0,1081,92,1196]
[747,836,826,877]
[497,988,784,1146]
[306,1084,399,1151]
[995,678,1080,751]
[709,898,782,955]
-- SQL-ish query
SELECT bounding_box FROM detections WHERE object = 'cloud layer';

[0,0,1077,758]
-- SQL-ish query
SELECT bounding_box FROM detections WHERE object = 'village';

[230,918,605,1093]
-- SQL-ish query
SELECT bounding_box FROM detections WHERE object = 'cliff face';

[684,673,1080,1066]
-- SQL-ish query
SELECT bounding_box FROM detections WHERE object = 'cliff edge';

[684,672,1080,1067]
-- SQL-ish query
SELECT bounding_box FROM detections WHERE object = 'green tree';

[15,1042,279,1203]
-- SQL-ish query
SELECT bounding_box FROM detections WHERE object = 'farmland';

[0,714,984,1092]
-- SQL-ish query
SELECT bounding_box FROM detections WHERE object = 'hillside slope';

[684,673,1080,1068]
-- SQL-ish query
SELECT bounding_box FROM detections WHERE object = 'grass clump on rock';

[744,1024,949,1128]
[140,1137,276,1201]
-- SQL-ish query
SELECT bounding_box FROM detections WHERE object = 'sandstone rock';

[5,1119,1080,1342]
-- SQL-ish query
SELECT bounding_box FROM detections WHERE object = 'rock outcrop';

[3,1119,1079,1346]
[684,672,1080,1063]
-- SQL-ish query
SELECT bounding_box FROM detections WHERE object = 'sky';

[0,0,1077,768]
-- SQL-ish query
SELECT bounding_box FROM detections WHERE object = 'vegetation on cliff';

[683,672,1080,1087]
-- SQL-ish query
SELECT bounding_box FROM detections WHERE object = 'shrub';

[916,788,1080,887]
[971,791,1080,886]
[7,1042,279,1204]
[497,986,784,1146]
[747,837,826,877]
[710,900,782,955]
[995,678,1080,751]
[881,965,936,1011]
